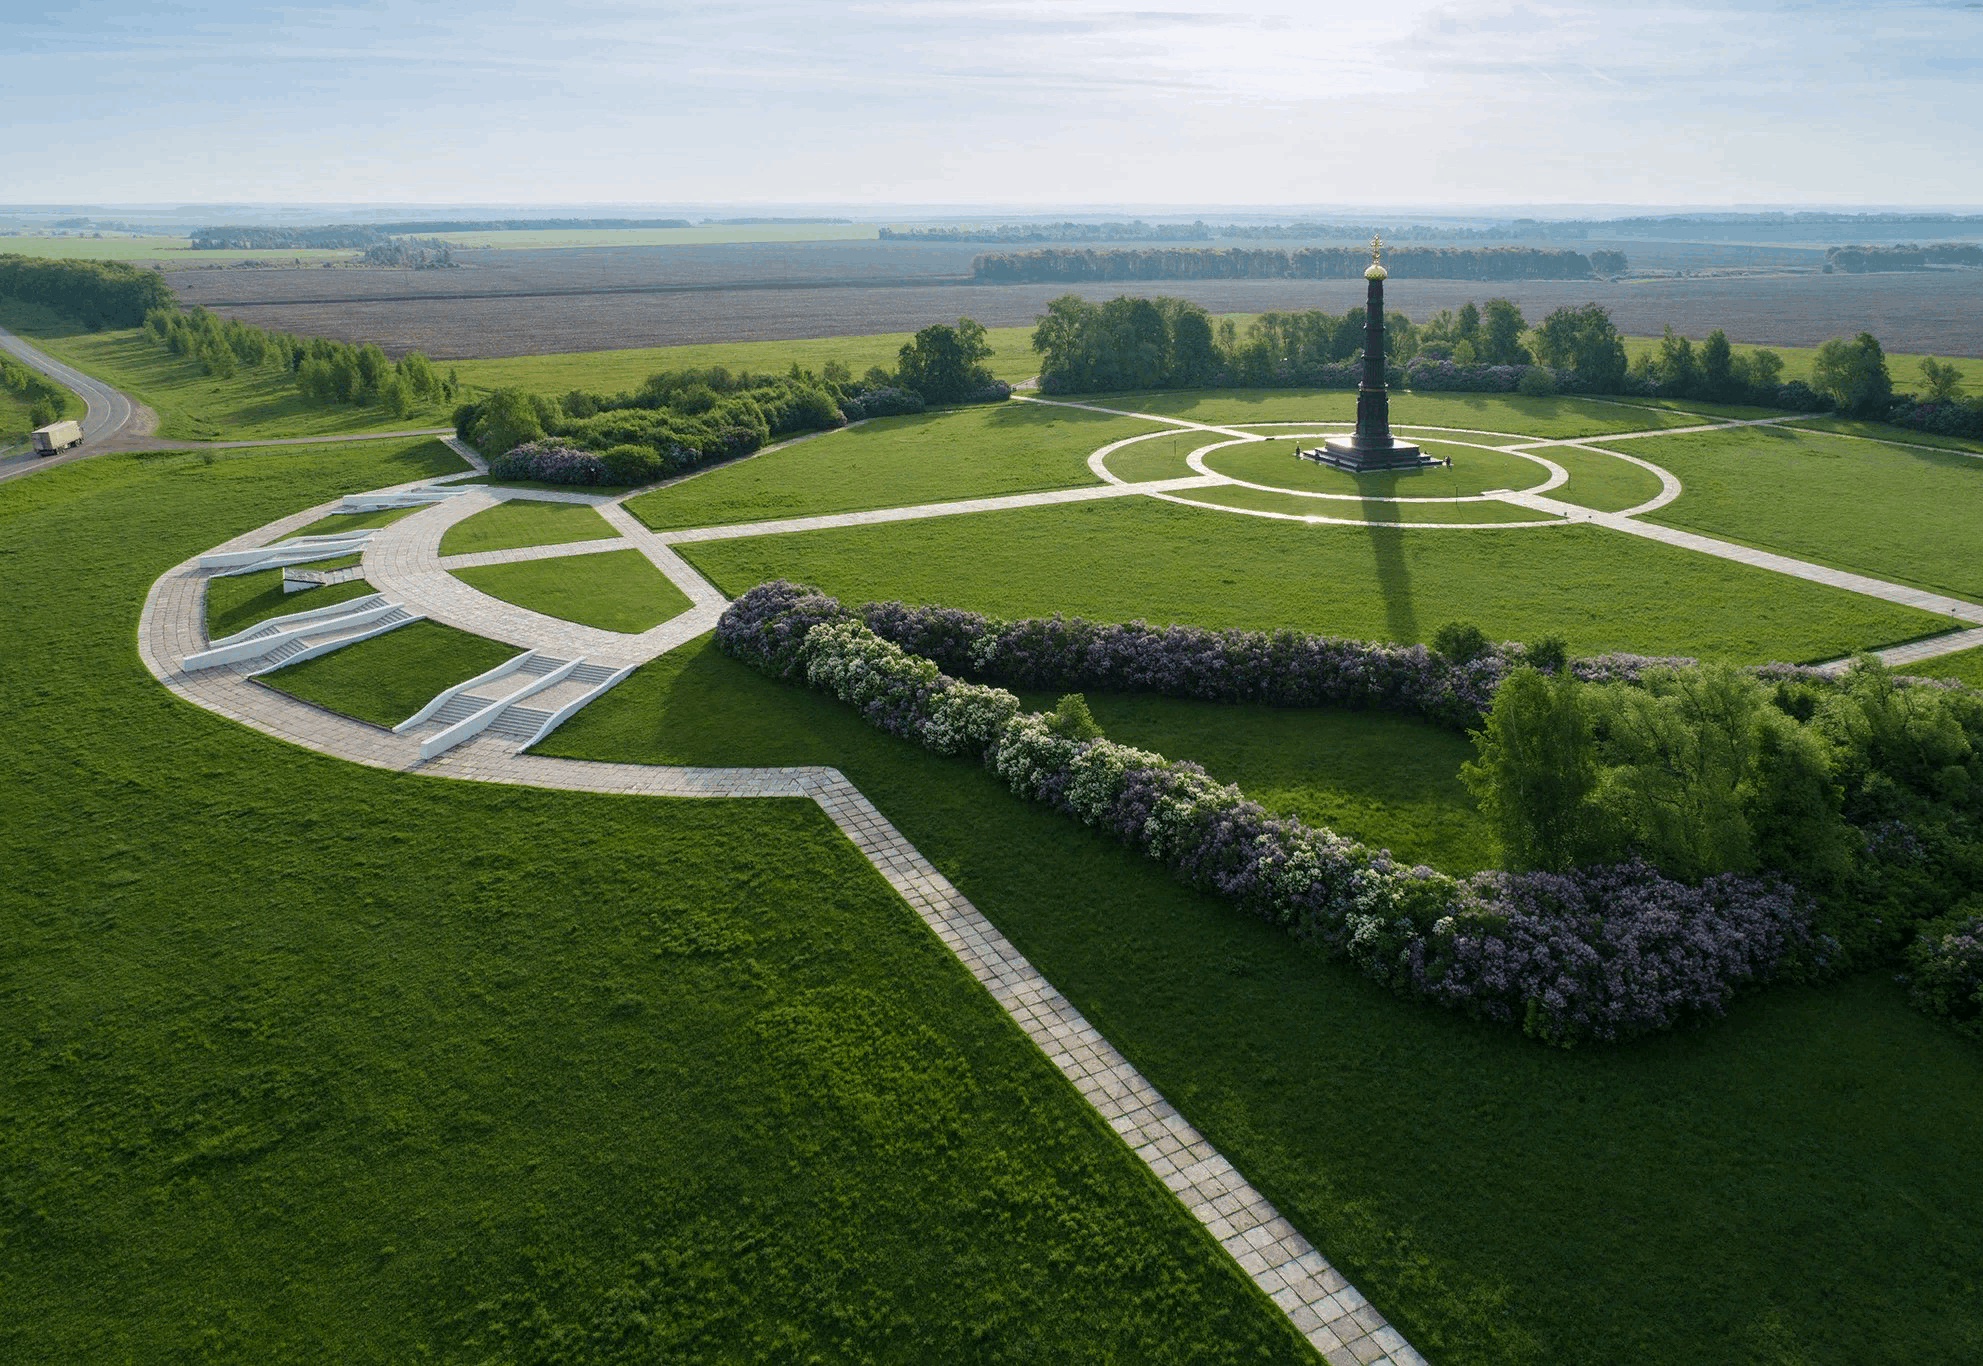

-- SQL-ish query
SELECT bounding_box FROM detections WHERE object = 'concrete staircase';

[397,654,632,759]
[185,593,423,673]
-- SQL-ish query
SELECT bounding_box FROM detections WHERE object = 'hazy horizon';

[12,1,1980,207]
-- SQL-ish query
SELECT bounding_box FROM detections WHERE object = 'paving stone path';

[109,384,1983,1365]
[142,481,1428,1366]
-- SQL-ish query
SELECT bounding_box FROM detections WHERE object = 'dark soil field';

[169,242,1983,360]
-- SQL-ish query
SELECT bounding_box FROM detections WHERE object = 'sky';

[8,0,1983,209]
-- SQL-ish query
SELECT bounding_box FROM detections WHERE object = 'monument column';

[1316,236,1436,473]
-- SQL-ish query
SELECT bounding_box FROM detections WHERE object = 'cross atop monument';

[1369,233,1384,265]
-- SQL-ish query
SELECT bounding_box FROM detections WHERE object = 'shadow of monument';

[1356,473,1420,644]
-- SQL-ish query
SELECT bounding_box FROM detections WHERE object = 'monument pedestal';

[1313,434,1438,473]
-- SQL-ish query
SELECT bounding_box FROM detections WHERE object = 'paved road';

[0,321,137,481]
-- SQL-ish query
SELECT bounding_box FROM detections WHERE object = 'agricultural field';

[164,239,1983,359]
[676,496,1942,663]
[1634,426,1983,600]
[0,234,364,265]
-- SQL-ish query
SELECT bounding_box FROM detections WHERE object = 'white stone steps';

[188,596,424,671]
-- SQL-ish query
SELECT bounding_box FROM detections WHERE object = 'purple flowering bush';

[488,440,609,486]
[719,580,1810,1044]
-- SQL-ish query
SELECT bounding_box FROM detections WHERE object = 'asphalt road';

[0,322,137,481]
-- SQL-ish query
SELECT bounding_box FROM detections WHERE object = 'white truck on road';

[31,419,83,456]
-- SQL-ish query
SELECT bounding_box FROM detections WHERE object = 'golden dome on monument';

[1364,233,1387,280]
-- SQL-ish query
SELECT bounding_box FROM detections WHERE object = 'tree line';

[0,255,176,329]
[142,306,455,419]
[457,318,1009,486]
[1030,291,1978,433]
[190,219,693,250]
[973,245,1611,284]
[1825,243,1983,272]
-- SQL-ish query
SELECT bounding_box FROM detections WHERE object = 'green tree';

[470,387,546,457]
[897,317,995,402]
[1461,668,1599,872]
[1654,326,1700,397]
[1478,299,1531,366]
[1746,348,1784,394]
[1919,357,1966,402]
[1455,301,1481,345]
[1812,332,1893,416]
[1532,302,1627,390]
[1700,329,1735,400]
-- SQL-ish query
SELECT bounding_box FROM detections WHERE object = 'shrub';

[28,399,58,428]
[1432,621,1491,665]
[1525,635,1570,674]
[1516,366,1557,397]
[840,387,927,421]
[487,440,607,485]
[715,580,1815,1045]
[1904,904,1983,1038]
[599,444,662,485]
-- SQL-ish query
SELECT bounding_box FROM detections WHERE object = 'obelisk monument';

[1311,236,1439,473]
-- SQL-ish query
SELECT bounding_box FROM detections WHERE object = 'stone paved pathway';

[144,485,1426,1366]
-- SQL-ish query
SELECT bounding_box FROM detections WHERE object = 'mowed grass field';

[540,632,1983,1365]
[679,496,1942,662]
[627,403,1153,531]
[1634,426,1983,601]
[262,618,518,727]
[453,548,693,633]
[438,497,617,555]
[0,439,1308,1363]
[0,300,454,442]
[451,323,1041,395]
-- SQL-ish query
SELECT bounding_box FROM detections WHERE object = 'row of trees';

[1,356,70,429]
[0,255,175,329]
[1824,243,1983,272]
[458,318,1009,484]
[974,245,1611,284]
[1030,290,1975,428]
[142,306,456,418]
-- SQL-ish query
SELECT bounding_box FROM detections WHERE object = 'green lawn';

[1785,415,1983,455]
[286,504,425,539]
[438,498,617,556]
[453,548,693,633]
[260,619,519,727]
[541,632,1983,1365]
[679,497,1943,662]
[1204,439,1549,497]
[453,325,1042,396]
[1542,444,1670,512]
[626,403,1154,532]
[204,570,375,639]
[1916,643,1983,687]
[1170,484,1552,524]
[0,440,1307,1363]
[0,300,454,442]
[1633,426,1983,601]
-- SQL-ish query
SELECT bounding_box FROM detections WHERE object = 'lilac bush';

[488,440,609,486]
[718,580,1812,1044]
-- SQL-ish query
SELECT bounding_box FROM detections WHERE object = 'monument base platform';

[1303,436,1445,474]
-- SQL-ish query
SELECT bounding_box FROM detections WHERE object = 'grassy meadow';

[678,496,1943,662]
[627,403,1151,531]
[453,548,693,633]
[0,299,453,441]
[262,618,518,727]
[0,438,1308,1362]
[538,632,1983,1365]
[1635,425,1983,601]
[438,498,618,555]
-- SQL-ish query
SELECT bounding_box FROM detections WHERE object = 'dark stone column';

[1354,273,1391,447]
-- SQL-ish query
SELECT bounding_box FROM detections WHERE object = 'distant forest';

[189,219,692,249]
[972,246,1617,284]
[1825,243,1983,272]
[888,220,1543,244]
